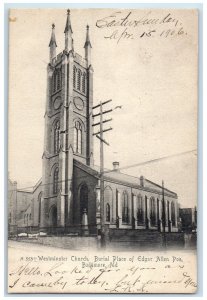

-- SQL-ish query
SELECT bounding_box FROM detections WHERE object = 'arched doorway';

[80,184,88,221]
[49,205,57,227]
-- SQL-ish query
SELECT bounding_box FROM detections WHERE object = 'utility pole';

[162,180,166,248]
[92,99,113,247]
[27,214,29,237]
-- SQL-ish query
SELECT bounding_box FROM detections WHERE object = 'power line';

[8,173,97,192]
[8,149,197,192]
[103,149,197,174]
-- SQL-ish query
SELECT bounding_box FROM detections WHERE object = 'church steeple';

[84,25,92,66]
[49,23,57,62]
[64,9,73,52]
[42,10,95,231]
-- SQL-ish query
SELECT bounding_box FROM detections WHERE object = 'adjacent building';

[179,207,197,232]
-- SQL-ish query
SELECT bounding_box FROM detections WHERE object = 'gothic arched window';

[29,213,32,220]
[106,203,110,222]
[53,167,59,194]
[54,120,60,154]
[137,194,144,225]
[74,121,82,154]
[150,197,156,226]
[73,66,76,89]
[77,69,81,91]
[104,186,113,222]
[171,201,176,226]
[82,72,86,93]
[122,192,129,224]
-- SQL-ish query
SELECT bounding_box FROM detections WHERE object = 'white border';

[1,1,205,300]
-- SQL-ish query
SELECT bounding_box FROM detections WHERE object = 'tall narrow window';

[82,72,86,93]
[122,192,129,224]
[157,198,160,220]
[106,203,110,222]
[104,187,113,222]
[29,213,32,220]
[74,121,82,154]
[145,196,148,225]
[53,167,59,194]
[38,192,42,226]
[74,125,77,153]
[162,200,167,226]
[57,69,61,90]
[53,71,56,93]
[77,69,81,91]
[167,201,170,224]
[150,197,156,226]
[73,66,76,88]
[171,201,176,226]
[137,194,144,225]
[54,121,60,154]
[78,125,82,153]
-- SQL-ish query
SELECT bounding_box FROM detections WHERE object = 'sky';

[8,8,198,208]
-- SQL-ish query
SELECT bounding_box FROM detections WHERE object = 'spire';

[64,9,73,52]
[64,9,73,34]
[49,23,57,62]
[84,25,92,48]
[84,25,92,66]
[49,23,57,47]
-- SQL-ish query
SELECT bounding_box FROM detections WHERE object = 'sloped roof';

[74,159,177,198]
[74,159,99,177]
[12,160,177,199]
[33,178,42,192]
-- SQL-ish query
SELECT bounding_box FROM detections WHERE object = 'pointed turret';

[84,25,92,67]
[49,23,57,63]
[64,9,73,52]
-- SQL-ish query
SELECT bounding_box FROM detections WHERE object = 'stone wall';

[107,229,186,250]
[12,231,196,251]
[15,236,99,251]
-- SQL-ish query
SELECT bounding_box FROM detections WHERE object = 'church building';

[8,10,179,237]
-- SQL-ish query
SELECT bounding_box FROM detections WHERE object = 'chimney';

[140,175,144,187]
[112,161,120,171]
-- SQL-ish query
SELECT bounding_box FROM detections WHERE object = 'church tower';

[41,10,94,231]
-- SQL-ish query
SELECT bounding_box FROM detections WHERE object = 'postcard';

[8,8,198,293]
